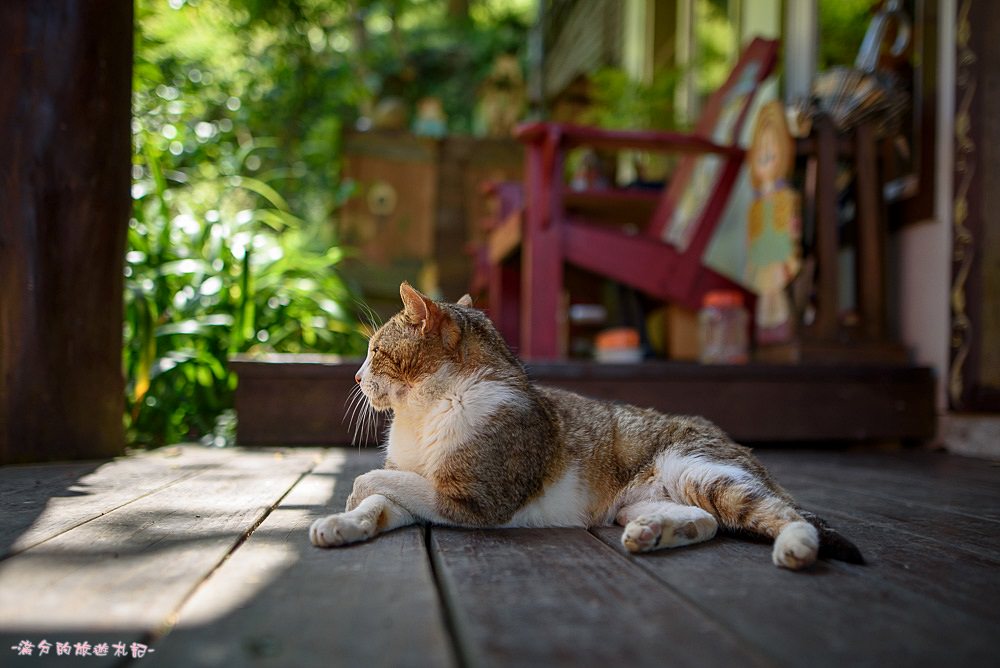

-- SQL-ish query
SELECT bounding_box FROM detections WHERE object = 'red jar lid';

[595,327,640,350]
[703,290,744,308]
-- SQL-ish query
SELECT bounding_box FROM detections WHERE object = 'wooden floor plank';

[0,446,236,559]
[0,447,320,643]
[760,449,1000,487]
[778,475,1000,557]
[760,452,1000,520]
[590,526,998,667]
[148,449,455,668]
[774,499,1000,621]
[3,447,998,666]
[431,527,768,667]
[0,461,100,556]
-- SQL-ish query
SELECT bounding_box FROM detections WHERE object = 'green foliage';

[818,0,873,69]
[352,1,532,134]
[693,0,738,99]
[128,0,369,447]
[582,68,682,131]
[124,164,366,445]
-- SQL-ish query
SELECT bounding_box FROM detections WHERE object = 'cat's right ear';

[400,281,442,334]
[457,294,473,307]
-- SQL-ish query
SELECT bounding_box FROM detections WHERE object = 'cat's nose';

[354,372,361,384]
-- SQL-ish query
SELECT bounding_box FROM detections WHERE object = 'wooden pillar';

[0,1,132,463]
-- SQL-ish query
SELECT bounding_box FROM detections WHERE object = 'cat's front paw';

[309,513,376,548]
[772,520,819,569]
[346,470,391,511]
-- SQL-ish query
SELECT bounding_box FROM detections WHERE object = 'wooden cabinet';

[340,131,522,315]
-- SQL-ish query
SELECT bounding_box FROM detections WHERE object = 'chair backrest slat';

[649,37,779,248]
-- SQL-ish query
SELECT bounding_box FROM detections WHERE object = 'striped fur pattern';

[309,283,863,569]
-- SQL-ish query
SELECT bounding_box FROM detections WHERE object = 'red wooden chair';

[486,37,779,358]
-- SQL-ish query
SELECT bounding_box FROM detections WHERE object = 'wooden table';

[2,445,998,666]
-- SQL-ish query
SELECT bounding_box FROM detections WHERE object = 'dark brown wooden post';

[854,122,887,342]
[0,1,133,463]
[811,115,840,342]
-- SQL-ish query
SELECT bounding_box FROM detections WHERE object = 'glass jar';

[698,290,749,364]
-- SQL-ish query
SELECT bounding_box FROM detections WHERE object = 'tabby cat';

[309,283,863,569]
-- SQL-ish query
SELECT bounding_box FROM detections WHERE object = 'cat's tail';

[798,509,865,564]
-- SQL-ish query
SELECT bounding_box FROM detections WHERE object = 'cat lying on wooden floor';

[310,282,863,569]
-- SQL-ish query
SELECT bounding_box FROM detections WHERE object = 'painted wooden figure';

[746,101,801,345]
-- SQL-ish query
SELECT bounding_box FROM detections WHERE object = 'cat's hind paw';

[622,514,713,553]
[772,520,819,569]
[309,513,376,548]
[621,516,664,553]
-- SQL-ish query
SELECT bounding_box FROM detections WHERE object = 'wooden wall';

[0,1,132,463]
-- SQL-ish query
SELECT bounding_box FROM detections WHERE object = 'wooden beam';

[0,1,133,463]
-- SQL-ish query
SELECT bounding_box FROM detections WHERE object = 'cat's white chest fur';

[386,371,522,477]
[506,466,589,527]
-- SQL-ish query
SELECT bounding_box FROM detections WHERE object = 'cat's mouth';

[366,394,391,411]
[359,385,392,412]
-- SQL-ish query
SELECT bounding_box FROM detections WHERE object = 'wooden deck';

[2,445,998,667]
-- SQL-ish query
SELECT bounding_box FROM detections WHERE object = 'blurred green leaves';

[127,0,369,447]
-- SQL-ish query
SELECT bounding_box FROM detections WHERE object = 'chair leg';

[521,218,563,359]
[520,146,563,359]
[489,257,521,350]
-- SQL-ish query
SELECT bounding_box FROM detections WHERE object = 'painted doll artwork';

[745,101,801,345]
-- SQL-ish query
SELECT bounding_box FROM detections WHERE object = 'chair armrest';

[514,121,743,158]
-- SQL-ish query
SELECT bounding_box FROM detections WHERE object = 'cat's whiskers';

[355,393,374,448]
[344,380,384,449]
[355,299,383,338]
[368,402,376,445]
[344,384,368,448]
[360,398,379,448]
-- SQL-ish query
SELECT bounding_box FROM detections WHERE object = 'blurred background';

[4,0,996,462]
[127,0,536,446]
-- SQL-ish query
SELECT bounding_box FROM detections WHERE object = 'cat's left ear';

[457,294,473,307]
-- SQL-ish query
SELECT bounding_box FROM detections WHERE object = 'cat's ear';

[457,294,473,308]
[400,281,443,334]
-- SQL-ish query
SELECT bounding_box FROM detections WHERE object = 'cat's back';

[537,385,664,465]
[536,384,744,465]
